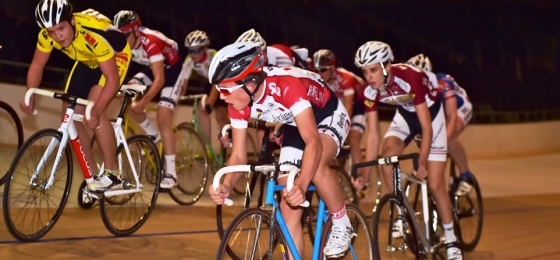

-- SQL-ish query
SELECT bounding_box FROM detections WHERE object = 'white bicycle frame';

[25,85,147,197]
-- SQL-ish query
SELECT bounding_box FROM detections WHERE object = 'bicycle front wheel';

[168,122,208,205]
[0,101,24,184]
[217,208,288,260]
[451,175,483,251]
[319,203,374,259]
[99,135,162,236]
[3,129,73,241]
[372,194,421,259]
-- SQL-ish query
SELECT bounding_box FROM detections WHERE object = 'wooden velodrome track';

[0,152,558,260]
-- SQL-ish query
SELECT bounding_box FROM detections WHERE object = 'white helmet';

[208,42,266,85]
[354,41,394,67]
[35,0,73,28]
[407,53,432,72]
[185,30,210,47]
[235,28,266,50]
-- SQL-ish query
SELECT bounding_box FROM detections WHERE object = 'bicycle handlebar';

[213,164,309,207]
[25,88,94,120]
[351,153,420,181]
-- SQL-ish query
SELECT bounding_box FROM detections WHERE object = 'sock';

[165,155,176,177]
[331,205,351,228]
[443,222,457,242]
[140,118,158,136]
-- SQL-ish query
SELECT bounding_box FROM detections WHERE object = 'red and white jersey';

[266,44,295,67]
[131,27,179,67]
[229,66,337,128]
[326,67,366,99]
[363,63,439,113]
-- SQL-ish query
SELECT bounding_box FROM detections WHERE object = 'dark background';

[1,0,558,116]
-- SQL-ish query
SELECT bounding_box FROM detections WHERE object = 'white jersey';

[179,48,217,81]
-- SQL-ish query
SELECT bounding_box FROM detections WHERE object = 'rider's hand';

[85,105,102,130]
[413,165,429,179]
[270,131,283,146]
[204,104,213,114]
[130,99,147,114]
[218,131,232,148]
[209,183,231,205]
[352,176,366,190]
[283,184,306,206]
[20,95,35,115]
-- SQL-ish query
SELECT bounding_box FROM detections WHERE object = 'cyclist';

[234,28,310,148]
[354,41,462,259]
[178,30,228,143]
[312,49,368,185]
[208,42,354,258]
[408,53,475,196]
[21,0,131,192]
[113,10,182,189]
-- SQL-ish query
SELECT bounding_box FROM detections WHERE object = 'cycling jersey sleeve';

[36,29,54,53]
[180,56,194,81]
[228,106,251,128]
[275,76,312,117]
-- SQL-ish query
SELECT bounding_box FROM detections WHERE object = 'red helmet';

[113,10,141,33]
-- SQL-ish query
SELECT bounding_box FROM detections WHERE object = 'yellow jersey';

[36,10,128,69]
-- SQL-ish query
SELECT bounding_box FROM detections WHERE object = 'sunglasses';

[317,67,330,73]
[187,47,204,54]
[215,84,244,96]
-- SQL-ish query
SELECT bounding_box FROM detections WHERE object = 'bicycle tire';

[217,208,288,260]
[3,129,73,241]
[318,203,374,259]
[231,130,259,195]
[450,174,483,252]
[168,122,209,205]
[99,135,162,236]
[216,159,263,238]
[0,101,24,185]
[372,194,421,259]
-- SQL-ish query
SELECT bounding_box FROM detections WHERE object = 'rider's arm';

[343,93,354,117]
[206,85,220,107]
[444,97,458,143]
[141,60,165,102]
[26,48,50,90]
[95,55,121,113]
[293,108,322,190]
[364,110,380,178]
[415,102,432,168]
[223,127,249,187]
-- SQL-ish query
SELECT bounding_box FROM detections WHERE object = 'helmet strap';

[240,72,266,107]
[380,62,389,91]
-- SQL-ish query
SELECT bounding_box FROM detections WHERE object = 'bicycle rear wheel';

[372,194,421,259]
[3,129,73,241]
[99,135,162,236]
[217,208,288,260]
[216,160,264,238]
[450,174,483,251]
[0,101,24,185]
[168,122,208,205]
[319,203,374,259]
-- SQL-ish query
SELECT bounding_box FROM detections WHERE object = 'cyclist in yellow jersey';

[20,0,132,191]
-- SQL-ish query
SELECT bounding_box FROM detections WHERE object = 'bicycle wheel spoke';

[3,130,72,241]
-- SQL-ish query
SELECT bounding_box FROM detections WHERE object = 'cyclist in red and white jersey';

[113,10,182,188]
[312,49,368,180]
[355,42,462,259]
[235,28,310,70]
[178,30,229,144]
[408,53,475,196]
[208,42,354,258]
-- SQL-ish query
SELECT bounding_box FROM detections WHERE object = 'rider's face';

[46,19,74,48]
[360,63,390,89]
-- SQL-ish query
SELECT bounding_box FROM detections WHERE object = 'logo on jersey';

[364,86,377,100]
[84,33,98,48]
[115,52,130,63]
[256,108,263,117]
[364,100,375,108]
